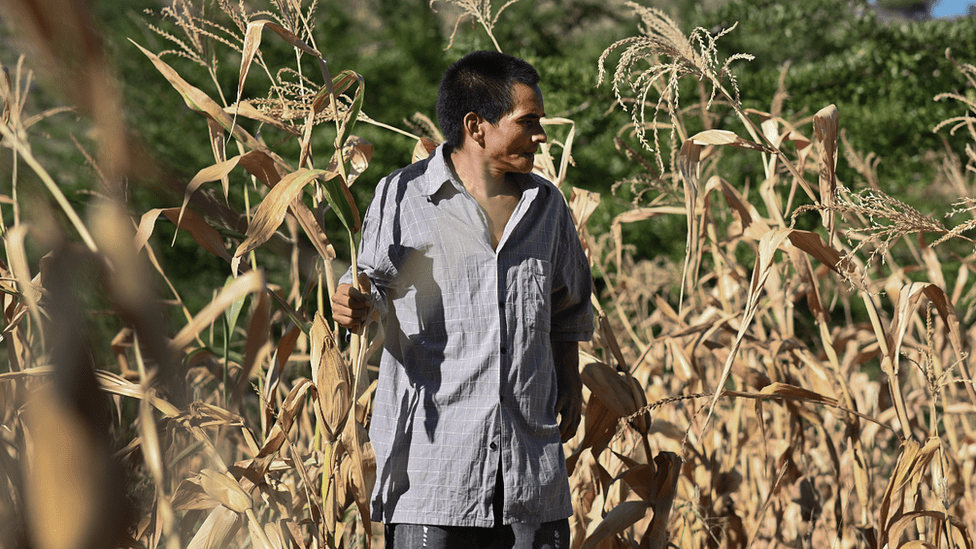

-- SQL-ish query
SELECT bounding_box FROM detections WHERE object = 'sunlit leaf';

[171,270,265,351]
[185,505,243,549]
[199,469,251,513]
[233,168,330,261]
[580,500,651,549]
[689,128,775,152]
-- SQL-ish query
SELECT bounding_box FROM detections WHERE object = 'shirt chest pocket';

[515,258,552,333]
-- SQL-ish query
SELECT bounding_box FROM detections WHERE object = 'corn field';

[2,1,976,548]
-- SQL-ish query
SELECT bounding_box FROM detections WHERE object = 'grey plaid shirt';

[344,144,593,527]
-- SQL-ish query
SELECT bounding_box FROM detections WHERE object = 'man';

[331,50,593,549]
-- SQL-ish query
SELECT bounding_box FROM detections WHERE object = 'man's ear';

[462,112,486,147]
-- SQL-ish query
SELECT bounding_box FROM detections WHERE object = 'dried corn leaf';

[413,137,440,163]
[256,378,313,461]
[331,451,357,516]
[580,500,651,549]
[234,168,332,262]
[206,117,230,197]
[896,541,937,549]
[813,105,839,237]
[185,505,243,549]
[171,270,264,351]
[95,369,181,417]
[137,208,231,263]
[132,41,269,155]
[758,382,838,406]
[263,521,287,549]
[5,225,41,314]
[883,283,973,434]
[174,157,245,241]
[291,199,336,263]
[275,326,301,373]
[225,101,300,135]
[238,19,319,109]
[580,352,641,418]
[642,452,681,549]
[787,229,858,280]
[611,206,684,273]
[236,290,271,403]
[618,463,657,501]
[138,392,164,487]
[567,395,621,474]
[703,227,793,431]
[172,478,220,511]
[787,243,830,325]
[281,520,307,549]
[534,117,576,187]
[677,139,703,311]
[889,282,933,377]
[887,510,973,549]
[237,149,284,188]
[665,338,695,382]
[245,513,278,549]
[199,469,251,513]
[301,71,365,169]
[711,176,771,241]
[570,187,601,236]
[879,438,942,539]
[321,166,363,237]
[920,241,947,291]
[850,437,874,519]
[689,129,775,152]
[339,135,373,187]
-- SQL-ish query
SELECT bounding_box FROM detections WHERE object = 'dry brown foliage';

[586,6,976,548]
[4,1,976,549]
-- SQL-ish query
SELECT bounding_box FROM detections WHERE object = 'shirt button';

[500,346,507,355]
[490,442,498,450]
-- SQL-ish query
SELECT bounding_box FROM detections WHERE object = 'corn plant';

[5,1,976,548]
[571,3,976,548]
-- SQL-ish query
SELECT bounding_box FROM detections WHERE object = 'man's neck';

[447,145,523,250]
[449,146,512,197]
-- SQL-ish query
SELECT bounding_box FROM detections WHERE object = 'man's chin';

[501,155,537,174]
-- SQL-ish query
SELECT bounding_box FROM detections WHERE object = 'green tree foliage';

[12,0,976,293]
[692,0,976,201]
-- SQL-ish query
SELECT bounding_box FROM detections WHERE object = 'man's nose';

[534,124,548,143]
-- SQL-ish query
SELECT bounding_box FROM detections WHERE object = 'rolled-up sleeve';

[549,197,594,342]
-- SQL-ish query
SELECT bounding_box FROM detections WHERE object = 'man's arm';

[552,340,581,442]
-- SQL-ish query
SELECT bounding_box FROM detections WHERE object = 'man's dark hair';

[436,51,540,148]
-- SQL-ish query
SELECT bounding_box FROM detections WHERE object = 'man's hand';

[552,340,582,443]
[331,274,372,333]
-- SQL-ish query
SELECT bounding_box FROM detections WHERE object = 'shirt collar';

[419,143,457,198]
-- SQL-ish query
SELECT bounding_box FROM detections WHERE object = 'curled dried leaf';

[199,469,251,513]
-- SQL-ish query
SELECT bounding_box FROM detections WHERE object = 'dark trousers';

[384,466,570,549]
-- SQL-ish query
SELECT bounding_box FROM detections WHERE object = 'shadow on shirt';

[388,245,446,442]
[373,166,452,512]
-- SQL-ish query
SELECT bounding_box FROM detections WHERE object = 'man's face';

[481,83,548,175]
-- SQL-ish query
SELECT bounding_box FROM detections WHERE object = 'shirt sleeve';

[338,173,402,318]
[548,192,594,342]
